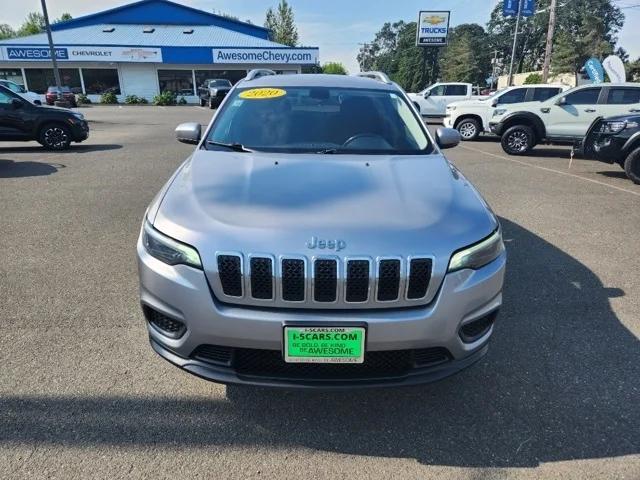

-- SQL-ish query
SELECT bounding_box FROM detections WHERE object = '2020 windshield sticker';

[238,88,287,100]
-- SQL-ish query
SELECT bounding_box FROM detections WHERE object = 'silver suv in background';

[138,71,506,388]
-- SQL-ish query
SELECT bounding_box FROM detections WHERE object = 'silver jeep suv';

[137,71,506,388]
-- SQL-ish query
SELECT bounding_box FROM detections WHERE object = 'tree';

[56,13,73,23]
[17,12,45,36]
[439,24,491,85]
[264,1,298,46]
[0,24,16,40]
[523,73,543,84]
[322,62,347,75]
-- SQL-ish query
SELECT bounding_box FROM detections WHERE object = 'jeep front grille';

[212,253,436,309]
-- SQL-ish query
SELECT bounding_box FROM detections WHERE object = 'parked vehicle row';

[444,84,569,140]
[408,82,487,117]
[0,79,42,105]
[0,84,89,150]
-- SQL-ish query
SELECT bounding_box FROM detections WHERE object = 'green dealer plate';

[284,326,365,364]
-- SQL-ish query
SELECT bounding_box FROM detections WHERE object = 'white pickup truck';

[408,82,485,117]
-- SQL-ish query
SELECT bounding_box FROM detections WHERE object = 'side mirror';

[175,122,201,145]
[10,98,23,109]
[555,97,567,106]
[491,99,499,108]
[436,127,461,150]
[424,90,431,99]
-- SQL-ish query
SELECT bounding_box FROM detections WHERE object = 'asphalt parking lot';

[1,105,638,479]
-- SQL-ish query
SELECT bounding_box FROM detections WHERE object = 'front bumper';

[70,120,89,142]
[443,115,454,128]
[137,237,506,388]
[489,122,504,135]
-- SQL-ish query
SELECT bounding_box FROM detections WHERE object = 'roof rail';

[355,71,393,84]
[244,69,277,81]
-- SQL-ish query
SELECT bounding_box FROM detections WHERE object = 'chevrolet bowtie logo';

[423,15,446,25]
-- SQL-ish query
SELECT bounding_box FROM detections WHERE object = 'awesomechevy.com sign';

[416,11,451,46]
[212,48,319,65]
[1,46,162,62]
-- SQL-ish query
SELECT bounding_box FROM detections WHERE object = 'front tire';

[38,123,72,150]
[208,97,215,109]
[456,118,481,141]
[501,125,534,155]
[199,97,206,107]
[624,148,640,184]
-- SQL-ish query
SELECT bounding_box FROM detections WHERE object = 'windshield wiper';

[315,148,342,154]
[206,141,254,152]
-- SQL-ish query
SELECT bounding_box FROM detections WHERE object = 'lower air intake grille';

[282,259,305,301]
[191,345,232,366]
[250,257,273,299]
[460,311,498,343]
[407,258,432,299]
[144,306,186,339]
[346,260,370,302]
[413,347,452,367]
[377,259,401,301]
[314,259,337,302]
[218,255,242,297]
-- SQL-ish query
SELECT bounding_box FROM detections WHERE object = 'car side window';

[445,85,468,96]
[428,85,446,96]
[0,90,14,105]
[497,88,527,104]
[532,87,562,102]
[563,88,601,105]
[606,88,640,105]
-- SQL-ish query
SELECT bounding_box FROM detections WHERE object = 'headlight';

[448,229,505,272]
[142,220,202,269]
[600,120,638,134]
[493,108,508,117]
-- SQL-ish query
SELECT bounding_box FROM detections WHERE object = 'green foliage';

[153,91,177,106]
[628,58,640,82]
[55,13,73,23]
[0,24,16,40]
[76,93,91,105]
[100,91,118,104]
[264,0,298,46]
[439,24,491,85]
[523,73,543,84]
[322,62,348,75]
[178,96,188,105]
[17,12,45,36]
[124,94,142,104]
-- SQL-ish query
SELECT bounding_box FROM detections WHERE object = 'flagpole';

[507,0,524,86]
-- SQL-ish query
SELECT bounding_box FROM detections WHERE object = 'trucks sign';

[416,11,451,47]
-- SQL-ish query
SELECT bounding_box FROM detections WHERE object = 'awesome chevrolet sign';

[212,48,319,65]
[416,11,451,46]
[1,46,162,62]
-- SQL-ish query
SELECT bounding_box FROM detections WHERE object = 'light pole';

[41,0,62,90]
[507,0,524,86]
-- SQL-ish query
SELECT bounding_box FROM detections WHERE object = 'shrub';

[100,91,118,104]
[523,73,543,84]
[124,94,140,104]
[178,96,187,105]
[152,91,177,106]
[138,97,149,104]
[76,93,91,105]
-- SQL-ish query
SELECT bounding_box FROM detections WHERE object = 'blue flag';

[522,0,536,16]
[584,58,605,84]
[504,0,536,17]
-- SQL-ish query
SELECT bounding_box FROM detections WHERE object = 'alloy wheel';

[459,121,477,139]
[507,131,529,153]
[43,127,69,149]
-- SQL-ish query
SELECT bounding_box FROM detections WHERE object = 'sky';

[4,0,640,73]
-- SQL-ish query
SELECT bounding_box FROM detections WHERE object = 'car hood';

[153,150,498,261]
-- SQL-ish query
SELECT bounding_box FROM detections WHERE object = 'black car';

[197,79,232,109]
[582,114,640,184]
[0,84,89,150]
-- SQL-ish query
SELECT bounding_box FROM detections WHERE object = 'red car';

[45,86,77,107]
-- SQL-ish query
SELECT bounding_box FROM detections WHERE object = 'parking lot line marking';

[460,145,640,198]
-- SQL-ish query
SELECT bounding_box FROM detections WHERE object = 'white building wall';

[118,63,160,100]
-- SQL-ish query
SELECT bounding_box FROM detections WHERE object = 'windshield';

[210,80,231,87]
[3,81,25,93]
[479,88,505,101]
[206,86,432,155]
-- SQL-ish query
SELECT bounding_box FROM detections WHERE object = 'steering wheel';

[342,133,386,147]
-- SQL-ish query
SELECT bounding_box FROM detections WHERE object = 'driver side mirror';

[491,99,499,108]
[436,127,461,150]
[424,90,431,99]
[175,122,201,145]
[10,98,23,109]
[555,96,567,106]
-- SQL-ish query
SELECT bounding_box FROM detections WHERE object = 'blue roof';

[0,24,286,48]
[50,0,270,39]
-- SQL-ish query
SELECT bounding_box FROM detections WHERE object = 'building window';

[158,70,194,96]
[194,70,246,90]
[83,69,121,95]
[0,69,24,85]
[24,68,82,94]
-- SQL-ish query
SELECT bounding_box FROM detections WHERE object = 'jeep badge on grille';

[306,236,346,252]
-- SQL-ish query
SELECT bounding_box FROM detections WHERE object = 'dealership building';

[0,0,319,102]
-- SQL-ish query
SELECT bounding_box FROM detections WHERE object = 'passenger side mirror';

[10,98,23,109]
[436,127,461,150]
[175,122,201,145]
[491,99,499,108]
[555,96,567,106]
[424,90,431,99]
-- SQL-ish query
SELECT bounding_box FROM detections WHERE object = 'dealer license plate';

[284,326,365,364]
